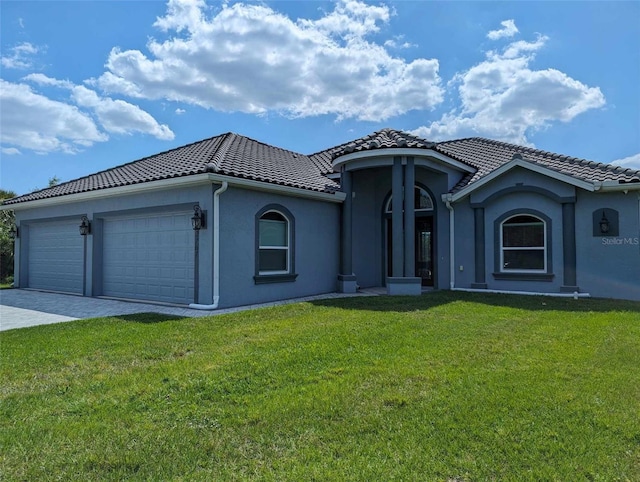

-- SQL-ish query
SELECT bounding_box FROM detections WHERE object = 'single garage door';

[102,212,195,304]
[28,220,84,294]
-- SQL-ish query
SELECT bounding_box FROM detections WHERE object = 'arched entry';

[384,186,435,286]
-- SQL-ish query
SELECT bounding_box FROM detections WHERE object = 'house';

[4,129,640,307]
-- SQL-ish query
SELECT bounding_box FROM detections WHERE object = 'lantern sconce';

[79,215,91,236]
[599,211,610,234]
[9,224,18,240]
[191,205,205,230]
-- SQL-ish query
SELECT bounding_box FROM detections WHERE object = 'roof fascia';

[449,158,596,202]
[595,181,640,192]
[333,148,475,174]
[206,173,345,202]
[4,173,345,211]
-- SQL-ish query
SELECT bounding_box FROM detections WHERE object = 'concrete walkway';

[0,289,370,332]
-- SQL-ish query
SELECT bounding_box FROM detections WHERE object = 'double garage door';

[27,212,194,304]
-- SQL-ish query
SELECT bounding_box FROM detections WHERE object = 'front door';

[386,216,434,287]
[415,218,434,287]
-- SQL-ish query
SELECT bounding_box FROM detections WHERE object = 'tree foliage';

[0,189,18,283]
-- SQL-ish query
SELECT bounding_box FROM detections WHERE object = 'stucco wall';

[454,167,640,300]
[575,190,640,300]
[455,168,573,294]
[13,183,341,308]
[217,187,340,308]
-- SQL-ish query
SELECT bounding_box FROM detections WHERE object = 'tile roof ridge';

[92,132,229,177]
[208,132,236,171]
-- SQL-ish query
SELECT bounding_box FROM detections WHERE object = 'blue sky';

[1,0,639,196]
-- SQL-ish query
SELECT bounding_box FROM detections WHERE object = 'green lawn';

[2,292,639,481]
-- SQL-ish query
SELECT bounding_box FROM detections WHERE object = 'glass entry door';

[386,216,434,287]
[415,218,433,286]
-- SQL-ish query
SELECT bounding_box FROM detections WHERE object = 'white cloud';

[71,85,174,140]
[384,35,415,49]
[23,73,73,88]
[1,42,42,70]
[25,74,174,141]
[0,79,107,154]
[93,0,443,122]
[487,19,519,40]
[175,108,186,114]
[2,147,21,155]
[612,153,640,171]
[411,34,605,145]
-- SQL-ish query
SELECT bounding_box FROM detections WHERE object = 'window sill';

[493,272,554,282]
[254,273,298,285]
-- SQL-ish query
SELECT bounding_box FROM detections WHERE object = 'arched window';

[254,205,297,284]
[500,214,546,272]
[385,186,434,213]
[258,211,289,273]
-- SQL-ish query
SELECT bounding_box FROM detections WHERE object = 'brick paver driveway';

[0,289,213,331]
[0,289,365,331]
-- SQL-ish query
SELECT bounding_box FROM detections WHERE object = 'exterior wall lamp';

[192,205,205,230]
[79,215,91,236]
[599,211,610,234]
[9,224,18,240]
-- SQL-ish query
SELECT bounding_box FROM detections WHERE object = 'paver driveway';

[0,289,365,331]
[0,289,215,331]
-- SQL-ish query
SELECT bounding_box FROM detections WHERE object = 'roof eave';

[333,147,475,174]
[595,180,640,192]
[3,172,345,211]
[447,158,597,203]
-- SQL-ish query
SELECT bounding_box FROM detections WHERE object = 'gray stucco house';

[5,129,640,307]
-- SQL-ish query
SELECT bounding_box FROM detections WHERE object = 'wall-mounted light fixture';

[593,208,619,237]
[191,205,205,230]
[599,211,610,234]
[79,215,91,236]
[9,224,18,240]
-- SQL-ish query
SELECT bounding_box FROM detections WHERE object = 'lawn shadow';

[310,290,640,314]
[114,312,190,324]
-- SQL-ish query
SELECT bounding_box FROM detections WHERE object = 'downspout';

[189,181,228,310]
[445,195,455,290]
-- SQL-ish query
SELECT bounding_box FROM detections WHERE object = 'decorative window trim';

[254,204,297,284]
[493,209,553,281]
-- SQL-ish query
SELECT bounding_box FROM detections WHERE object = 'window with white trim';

[500,215,546,272]
[258,211,290,274]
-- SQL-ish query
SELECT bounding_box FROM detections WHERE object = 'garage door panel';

[102,212,194,304]
[28,221,84,294]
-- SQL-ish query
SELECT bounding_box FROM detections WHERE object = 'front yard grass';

[1,292,639,481]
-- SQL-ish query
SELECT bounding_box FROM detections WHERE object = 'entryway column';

[391,156,404,277]
[561,202,578,292]
[403,156,415,277]
[338,169,357,293]
[472,207,487,289]
[387,156,421,296]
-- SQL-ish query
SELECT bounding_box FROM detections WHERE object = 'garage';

[27,220,84,294]
[102,212,195,304]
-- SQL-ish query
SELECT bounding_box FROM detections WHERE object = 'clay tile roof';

[434,137,640,193]
[5,129,639,206]
[4,133,340,205]
[309,128,435,170]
